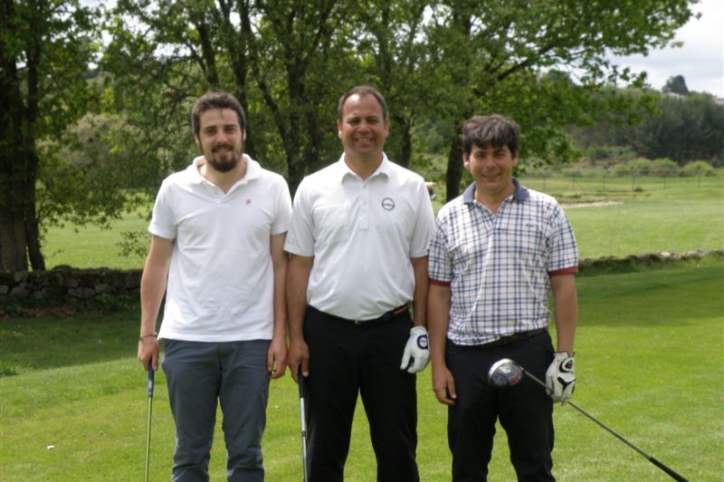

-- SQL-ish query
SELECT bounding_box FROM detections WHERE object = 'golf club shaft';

[145,369,154,482]
[522,370,688,482]
[298,370,309,482]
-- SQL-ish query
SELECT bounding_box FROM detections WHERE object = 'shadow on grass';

[1,259,722,374]
[0,311,139,375]
[577,261,723,327]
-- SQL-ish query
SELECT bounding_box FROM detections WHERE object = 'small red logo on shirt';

[246,199,252,205]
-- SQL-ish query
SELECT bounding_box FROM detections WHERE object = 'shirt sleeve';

[547,204,579,272]
[148,179,176,240]
[284,178,315,256]
[271,175,293,236]
[428,209,453,283]
[409,179,436,258]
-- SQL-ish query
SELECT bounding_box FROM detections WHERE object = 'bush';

[651,158,679,177]
[611,162,633,177]
[681,160,716,177]
[627,158,653,176]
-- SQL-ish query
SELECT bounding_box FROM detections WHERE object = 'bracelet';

[139,333,158,341]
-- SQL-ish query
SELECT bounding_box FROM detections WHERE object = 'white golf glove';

[546,352,575,404]
[400,326,430,374]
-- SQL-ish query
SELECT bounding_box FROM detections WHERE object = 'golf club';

[298,369,309,482]
[144,368,154,482]
[488,359,688,482]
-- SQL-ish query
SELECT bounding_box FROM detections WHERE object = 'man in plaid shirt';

[428,114,578,481]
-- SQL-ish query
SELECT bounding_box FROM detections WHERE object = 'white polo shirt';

[285,154,435,320]
[150,155,292,342]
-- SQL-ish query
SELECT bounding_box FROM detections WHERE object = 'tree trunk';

[445,129,464,202]
[0,0,44,271]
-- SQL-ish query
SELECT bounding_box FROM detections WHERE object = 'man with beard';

[137,90,292,482]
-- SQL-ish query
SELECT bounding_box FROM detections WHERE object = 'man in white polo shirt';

[285,86,435,482]
[137,91,292,482]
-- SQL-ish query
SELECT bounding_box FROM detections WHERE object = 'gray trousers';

[162,339,270,482]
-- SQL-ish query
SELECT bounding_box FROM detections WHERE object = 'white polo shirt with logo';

[285,154,435,320]
[150,155,292,342]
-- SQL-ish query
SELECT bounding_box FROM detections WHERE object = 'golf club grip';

[649,457,688,482]
[298,369,306,398]
[147,368,154,398]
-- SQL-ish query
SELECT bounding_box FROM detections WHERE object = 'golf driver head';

[488,358,524,389]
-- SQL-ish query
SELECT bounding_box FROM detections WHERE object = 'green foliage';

[0,0,103,270]
[585,145,637,164]
[662,74,689,95]
[681,160,717,177]
[650,157,679,176]
[0,0,704,268]
[571,91,724,166]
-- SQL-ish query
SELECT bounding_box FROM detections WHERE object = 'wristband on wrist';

[139,333,158,341]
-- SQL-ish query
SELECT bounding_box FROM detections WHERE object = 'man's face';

[464,143,518,197]
[337,93,389,162]
[194,108,245,173]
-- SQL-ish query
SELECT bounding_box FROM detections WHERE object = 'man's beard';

[206,145,242,173]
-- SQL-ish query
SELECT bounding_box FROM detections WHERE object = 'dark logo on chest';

[381,197,395,211]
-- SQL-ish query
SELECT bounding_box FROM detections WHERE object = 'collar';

[463,178,530,204]
[335,153,391,182]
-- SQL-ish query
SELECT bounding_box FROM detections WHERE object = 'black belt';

[307,304,409,325]
[482,328,547,348]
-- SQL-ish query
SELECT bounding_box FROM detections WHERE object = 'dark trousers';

[162,340,270,482]
[446,331,555,482]
[303,307,420,482]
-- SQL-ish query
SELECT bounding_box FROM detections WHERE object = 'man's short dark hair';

[337,86,388,122]
[462,115,520,157]
[191,91,247,137]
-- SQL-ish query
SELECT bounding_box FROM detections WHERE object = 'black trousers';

[446,331,555,482]
[303,307,419,482]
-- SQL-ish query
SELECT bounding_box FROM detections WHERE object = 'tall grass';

[1,261,722,481]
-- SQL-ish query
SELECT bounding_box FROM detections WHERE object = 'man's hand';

[400,326,430,373]
[267,335,288,379]
[287,337,310,383]
[546,352,575,404]
[432,364,457,406]
[137,335,160,372]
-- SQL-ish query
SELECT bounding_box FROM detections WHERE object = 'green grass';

[521,176,724,259]
[1,262,722,481]
[44,176,723,269]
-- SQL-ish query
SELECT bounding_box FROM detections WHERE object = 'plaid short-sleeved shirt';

[428,180,578,346]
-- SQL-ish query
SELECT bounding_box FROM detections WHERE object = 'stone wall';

[0,250,721,306]
[0,266,142,303]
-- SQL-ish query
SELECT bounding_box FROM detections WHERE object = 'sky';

[609,0,723,97]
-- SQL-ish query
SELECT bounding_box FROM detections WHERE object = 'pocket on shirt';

[313,203,350,245]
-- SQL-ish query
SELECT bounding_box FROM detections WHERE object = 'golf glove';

[400,326,430,374]
[546,352,575,404]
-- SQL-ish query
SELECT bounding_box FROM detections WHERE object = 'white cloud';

[610,0,724,97]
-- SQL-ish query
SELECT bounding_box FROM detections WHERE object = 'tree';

[104,0,361,193]
[663,74,689,95]
[0,0,100,270]
[424,0,697,201]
